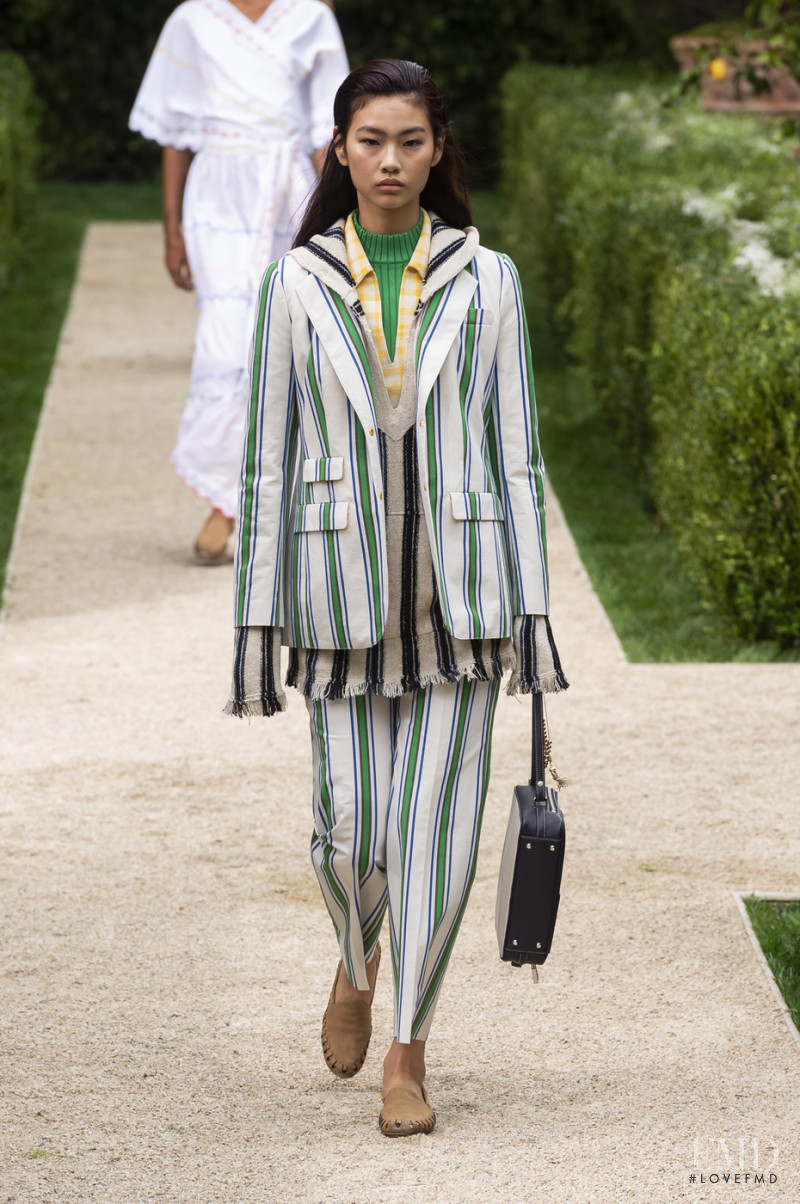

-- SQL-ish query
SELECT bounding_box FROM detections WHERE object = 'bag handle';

[530,692,547,800]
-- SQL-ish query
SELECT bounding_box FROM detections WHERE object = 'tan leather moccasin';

[321,944,381,1078]
[379,1084,436,1137]
[194,510,234,565]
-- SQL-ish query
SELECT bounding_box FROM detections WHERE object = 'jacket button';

[379,492,383,499]
[369,427,374,436]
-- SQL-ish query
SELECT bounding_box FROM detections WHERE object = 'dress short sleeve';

[298,4,349,150]
[129,4,205,151]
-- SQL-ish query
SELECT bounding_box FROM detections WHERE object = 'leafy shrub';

[501,62,800,644]
[561,169,726,473]
[0,52,37,292]
[500,65,634,317]
[650,261,800,643]
[0,0,169,182]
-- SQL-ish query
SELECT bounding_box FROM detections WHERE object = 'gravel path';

[1,223,798,1203]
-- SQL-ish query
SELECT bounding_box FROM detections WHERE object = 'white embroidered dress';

[129,0,348,516]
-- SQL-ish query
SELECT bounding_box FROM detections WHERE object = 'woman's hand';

[165,230,194,290]
[161,146,195,289]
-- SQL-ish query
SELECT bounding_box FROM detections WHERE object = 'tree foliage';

[0,0,172,180]
[0,0,742,182]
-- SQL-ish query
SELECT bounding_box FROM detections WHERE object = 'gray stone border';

[733,890,800,1053]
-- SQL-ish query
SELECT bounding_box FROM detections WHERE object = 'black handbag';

[495,692,565,967]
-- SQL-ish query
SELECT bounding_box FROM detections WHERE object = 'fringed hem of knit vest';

[287,643,519,702]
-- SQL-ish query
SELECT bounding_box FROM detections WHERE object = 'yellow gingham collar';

[344,210,432,285]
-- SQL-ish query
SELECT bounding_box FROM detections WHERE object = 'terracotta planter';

[670,34,800,114]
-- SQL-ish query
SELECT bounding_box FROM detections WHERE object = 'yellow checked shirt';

[344,209,432,404]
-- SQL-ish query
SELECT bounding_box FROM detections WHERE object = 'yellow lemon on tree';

[709,57,728,82]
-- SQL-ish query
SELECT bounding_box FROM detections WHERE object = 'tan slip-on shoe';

[194,510,234,565]
[379,1084,436,1137]
[321,944,381,1079]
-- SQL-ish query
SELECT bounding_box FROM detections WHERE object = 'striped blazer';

[234,215,550,650]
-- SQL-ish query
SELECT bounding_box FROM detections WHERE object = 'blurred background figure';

[129,0,348,564]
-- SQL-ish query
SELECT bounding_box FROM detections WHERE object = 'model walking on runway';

[130,0,348,562]
[227,58,567,1135]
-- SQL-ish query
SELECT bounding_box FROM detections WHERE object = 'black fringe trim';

[468,639,490,682]
[429,568,460,682]
[399,428,421,693]
[230,625,248,714]
[544,615,570,692]
[227,626,285,717]
[515,616,570,694]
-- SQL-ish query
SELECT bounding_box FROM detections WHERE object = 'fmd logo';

[690,1135,780,1184]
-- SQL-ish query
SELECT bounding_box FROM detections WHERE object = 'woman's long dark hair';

[293,59,472,247]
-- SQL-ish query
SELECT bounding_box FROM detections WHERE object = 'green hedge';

[0,0,742,183]
[0,0,169,182]
[501,63,800,645]
[0,52,37,292]
[651,262,800,643]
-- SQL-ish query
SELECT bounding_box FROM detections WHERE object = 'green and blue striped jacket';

[234,215,549,649]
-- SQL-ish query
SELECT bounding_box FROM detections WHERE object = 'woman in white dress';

[130,0,348,562]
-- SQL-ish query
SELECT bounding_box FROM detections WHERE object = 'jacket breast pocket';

[463,308,495,327]
[295,501,349,532]
[450,491,504,521]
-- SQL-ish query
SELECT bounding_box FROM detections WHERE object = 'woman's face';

[334,94,443,232]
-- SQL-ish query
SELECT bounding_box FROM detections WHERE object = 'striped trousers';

[307,676,500,1045]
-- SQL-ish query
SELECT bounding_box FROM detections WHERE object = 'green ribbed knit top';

[354,210,424,360]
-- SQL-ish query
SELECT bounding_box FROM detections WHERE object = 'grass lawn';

[744,897,800,1033]
[471,191,799,664]
[0,180,161,596]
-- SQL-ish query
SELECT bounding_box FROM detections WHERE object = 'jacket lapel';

[291,215,481,429]
[295,271,378,439]
[413,217,481,414]
[415,270,478,415]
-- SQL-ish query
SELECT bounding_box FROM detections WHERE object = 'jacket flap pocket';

[302,456,344,483]
[450,491,504,521]
[296,502,349,532]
